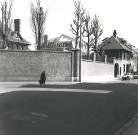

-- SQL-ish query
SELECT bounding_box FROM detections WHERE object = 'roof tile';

[98,36,132,52]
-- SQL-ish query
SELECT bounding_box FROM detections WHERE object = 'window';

[120,67,121,75]
[21,45,24,50]
[123,64,125,72]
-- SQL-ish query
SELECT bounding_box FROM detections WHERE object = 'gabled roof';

[8,31,30,45]
[98,36,132,52]
[48,34,75,43]
[0,24,30,45]
[118,38,126,43]
[62,34,75,42]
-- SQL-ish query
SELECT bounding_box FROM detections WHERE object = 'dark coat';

[39,71,46,84]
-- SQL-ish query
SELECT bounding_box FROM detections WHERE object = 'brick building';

[0,19,30,50]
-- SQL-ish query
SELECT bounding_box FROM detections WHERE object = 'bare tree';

[92,14,103,52]
[30,0,47,50]
[0,0,14,49]
[83,14,94,59]
[70,0,85,49]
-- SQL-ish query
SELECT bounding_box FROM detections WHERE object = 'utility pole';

[79,13,82,82]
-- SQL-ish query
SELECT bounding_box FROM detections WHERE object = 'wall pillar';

[105,55,107,64]
[91,52,94,61]
[72,49,80,82]
[94,53,96,63]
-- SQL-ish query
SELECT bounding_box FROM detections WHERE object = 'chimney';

[43,35,48,48]
[40,7,43,12]
[113,30,117,38]
[14,19,20,33]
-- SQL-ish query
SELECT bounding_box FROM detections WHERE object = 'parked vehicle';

[133,72,138,79]
[122,73,133,80]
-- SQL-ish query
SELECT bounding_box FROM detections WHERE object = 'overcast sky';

[13,0,138,48]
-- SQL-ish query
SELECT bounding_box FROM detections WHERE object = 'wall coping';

[0,49,72,53]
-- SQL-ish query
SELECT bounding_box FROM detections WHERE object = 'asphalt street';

[0,79,138,135]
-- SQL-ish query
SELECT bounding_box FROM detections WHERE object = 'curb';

[113,113,138,135]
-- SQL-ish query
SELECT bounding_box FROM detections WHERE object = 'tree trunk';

[87,33,90,60]
[87,45,90,60]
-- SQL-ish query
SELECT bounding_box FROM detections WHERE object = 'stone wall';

[82,61,114,77]
[0,50,73,82]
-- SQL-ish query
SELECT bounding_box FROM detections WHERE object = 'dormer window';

[121,40,126,45]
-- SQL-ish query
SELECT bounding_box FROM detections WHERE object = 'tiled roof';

[48,37,61,43]
[48,34,75,43]
[8,32,30,45]
[0,31,30,45]
[118,38,126,42]
[8,37,30,45]
[62,34,75,42]
[98,36,132,52]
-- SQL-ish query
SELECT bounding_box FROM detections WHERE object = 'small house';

[97,30,137,77]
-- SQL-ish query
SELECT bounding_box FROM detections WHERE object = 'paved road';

[0,80,138,135]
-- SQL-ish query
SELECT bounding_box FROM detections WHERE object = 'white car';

[122,73,133,80]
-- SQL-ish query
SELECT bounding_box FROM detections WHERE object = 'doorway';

[114,63,119,77]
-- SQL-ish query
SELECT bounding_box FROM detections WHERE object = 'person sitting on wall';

[39,71,46,87]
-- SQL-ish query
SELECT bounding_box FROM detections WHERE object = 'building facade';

[97,30,137,78]
[41,34,87,51]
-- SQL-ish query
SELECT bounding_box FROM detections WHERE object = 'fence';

[96,55,105,62]
[94,54,114,64]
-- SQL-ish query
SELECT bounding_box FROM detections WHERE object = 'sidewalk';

[82,75,120,83]
[122,117,138,135]
[0,81,79,94]
[0,81,113,94]
[114,113,138,135]
[0,76,123,91]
